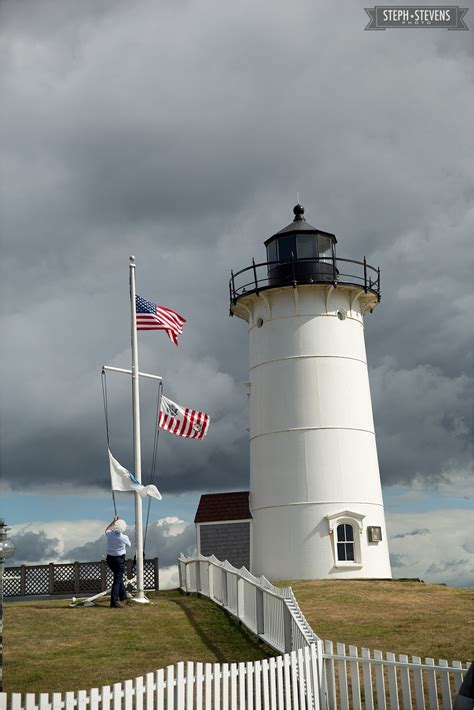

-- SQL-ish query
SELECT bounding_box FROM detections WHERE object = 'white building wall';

[234,284,391,581]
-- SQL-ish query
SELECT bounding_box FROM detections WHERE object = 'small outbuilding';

[194,491,252,570]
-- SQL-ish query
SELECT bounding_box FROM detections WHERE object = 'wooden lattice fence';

[3,558,159,597]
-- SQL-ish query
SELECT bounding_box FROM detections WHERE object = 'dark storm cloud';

[65,519,196,568]
[10,530,60,564]
[392,528,430,540]
[370,360,473,486]
[425,559,470,575]
[1,0,473,498]
[462,540,474,554]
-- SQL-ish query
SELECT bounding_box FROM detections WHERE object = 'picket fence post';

[283,602,292,653]
[256,586,264,637]
[195,559,201,593]
[208,562,214,601]
[349,644,362,710]
[222,565,228,608]
[362,647,375,710]
[237,576,244,623]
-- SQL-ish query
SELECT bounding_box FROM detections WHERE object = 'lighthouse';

[229,204,392,580]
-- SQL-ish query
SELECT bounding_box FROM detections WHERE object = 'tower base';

[251,502,392,581]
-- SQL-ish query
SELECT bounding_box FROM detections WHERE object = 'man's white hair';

[113,519,127,533]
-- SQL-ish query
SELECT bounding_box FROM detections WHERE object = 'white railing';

[178,553,318,654]
[0,644,325,710]
[320,641,469,710]
[178,555,470,709]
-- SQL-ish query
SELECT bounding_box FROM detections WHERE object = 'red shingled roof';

[194,491,251,523]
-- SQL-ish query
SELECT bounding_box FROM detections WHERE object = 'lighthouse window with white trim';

[327,511,364,568]
[337,523,355,562]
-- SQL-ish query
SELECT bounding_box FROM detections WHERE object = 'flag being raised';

[135,295,186,346]
[108,449,162,499]
[159,395,210,440]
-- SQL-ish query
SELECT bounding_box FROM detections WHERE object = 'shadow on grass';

[170,596,230,662]
[170,595,264,663]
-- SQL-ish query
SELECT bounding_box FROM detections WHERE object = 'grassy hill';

[4,581,472,693]
[282,579,474,663]
[3,590,276,693]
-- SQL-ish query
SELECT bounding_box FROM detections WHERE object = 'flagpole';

[129,255,148,604]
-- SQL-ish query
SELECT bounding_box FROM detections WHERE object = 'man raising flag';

[135,295,186,346]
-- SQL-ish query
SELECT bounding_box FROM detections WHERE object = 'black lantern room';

[229,204,381,305]
[265,204,337,285]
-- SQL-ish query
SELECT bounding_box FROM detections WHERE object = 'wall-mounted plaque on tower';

[368,526,383,543]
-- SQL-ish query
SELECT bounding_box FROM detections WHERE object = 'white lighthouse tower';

[230,204,391,580]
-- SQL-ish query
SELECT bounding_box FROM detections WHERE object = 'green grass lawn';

[281,579,474,663]
[4,590,276,693]
[5,581,473,694]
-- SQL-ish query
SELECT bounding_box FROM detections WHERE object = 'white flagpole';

[129,255,148,604]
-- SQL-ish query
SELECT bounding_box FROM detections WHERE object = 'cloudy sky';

[1,0,472,588]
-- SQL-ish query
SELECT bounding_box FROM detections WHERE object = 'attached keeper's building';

[194,492,252,570]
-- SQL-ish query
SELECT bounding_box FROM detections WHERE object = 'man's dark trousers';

[107,554,127,607]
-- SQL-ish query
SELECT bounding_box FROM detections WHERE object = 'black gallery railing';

[229,257,381,303]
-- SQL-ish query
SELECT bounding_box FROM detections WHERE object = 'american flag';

[135,295,186,346]
[159,395,210,440]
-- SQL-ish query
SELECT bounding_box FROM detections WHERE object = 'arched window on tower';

[326,510,364,569]
[337,523,355,562]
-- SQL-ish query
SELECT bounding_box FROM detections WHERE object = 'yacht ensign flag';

[159,395,210,440]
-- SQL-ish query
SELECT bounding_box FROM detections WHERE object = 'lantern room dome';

[265,204,337,243]
[263,205,337,284]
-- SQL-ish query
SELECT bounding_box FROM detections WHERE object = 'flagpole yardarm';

[102,366,162,381]
[129,255,148,604]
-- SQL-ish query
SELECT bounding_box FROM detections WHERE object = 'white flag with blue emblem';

[108,449,162,500]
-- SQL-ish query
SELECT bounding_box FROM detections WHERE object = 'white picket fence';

[1,642,469,710]
[178,554,470,710]
[320,641,468,710]
[178,554,317,654]
[0,645,324,710]
[1,554,469,709]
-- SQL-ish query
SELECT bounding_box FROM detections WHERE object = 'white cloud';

[386,509,474,587]
[8,517,195,588]
[159,565,180,590]
[10,519,105,561]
